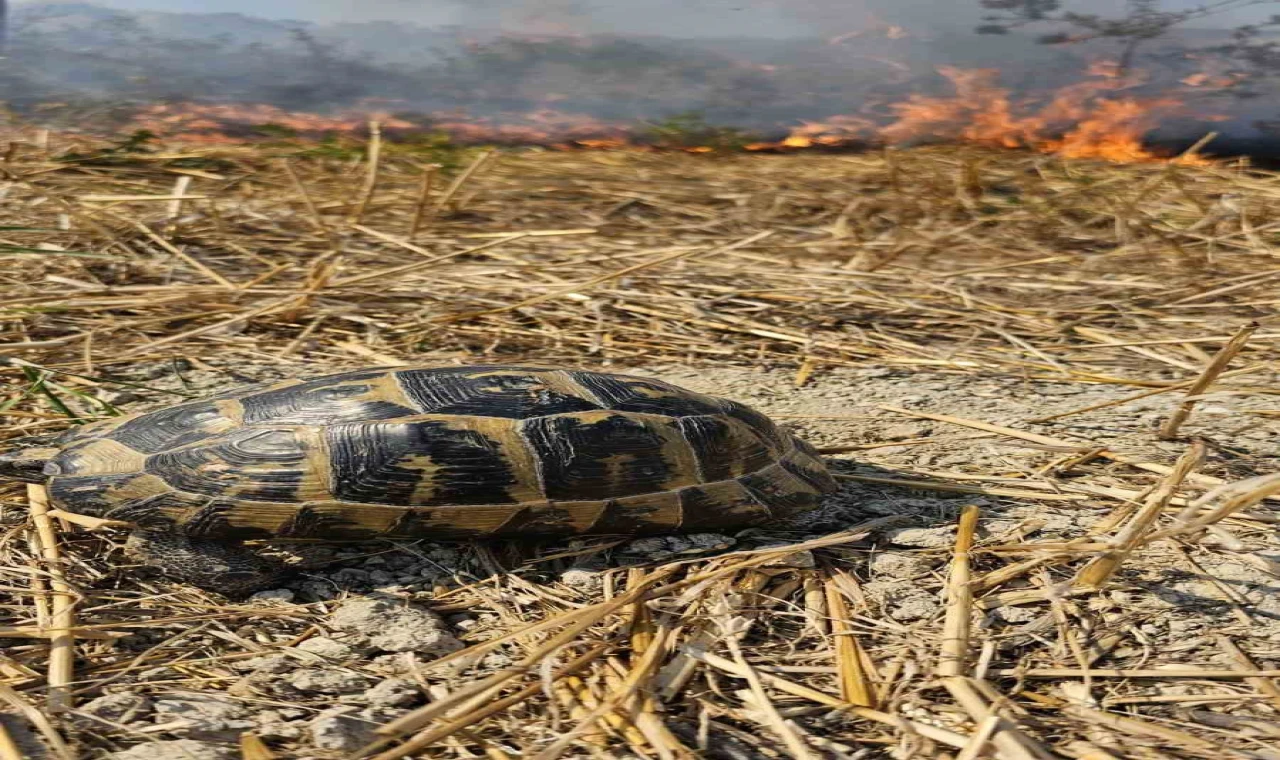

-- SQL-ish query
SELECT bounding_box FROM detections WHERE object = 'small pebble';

[288,668,373,694]
[884,525,956,549]
[74,693,154,726]
[868,551,934,578]
[295,636,361,661]
[329,596,463,656]
[249,588,295,603]
[153,691,253,741]
[862,580,939,622]
[364,678,422,708]
[309,706,377,752]
[559,568,604,591]
[239,654,292,673]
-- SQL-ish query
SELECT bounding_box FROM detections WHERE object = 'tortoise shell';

[43,366,837,541]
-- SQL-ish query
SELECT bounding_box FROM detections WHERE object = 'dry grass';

[1,128,1278,759]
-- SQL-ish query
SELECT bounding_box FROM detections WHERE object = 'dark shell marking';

[103,401,238,453]
[325,418,531,506]
[240,370,417,425]
[521,411,699,501]
[145,427,318,503]
[396,367,601,418]
[44,366,837,539]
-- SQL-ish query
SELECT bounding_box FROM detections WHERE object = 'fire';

[745,115,877,151]
[1044,99,1179,162]
[1181,72,1242,88]
[1086,60,1125,79]
[879,67,1029,148]
[748,65,1211,164]
[117,103,634,147]
[1177,53,1245,90]
[106,62,1217,165]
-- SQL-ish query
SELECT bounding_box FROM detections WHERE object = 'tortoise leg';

[125,530,290,598]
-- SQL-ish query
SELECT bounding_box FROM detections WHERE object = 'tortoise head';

[0,447,59,483]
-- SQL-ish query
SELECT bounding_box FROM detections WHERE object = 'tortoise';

[0,365,837,596]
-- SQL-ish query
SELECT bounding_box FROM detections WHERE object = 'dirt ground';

[5,358,1276,759]
[3,142,1280,759]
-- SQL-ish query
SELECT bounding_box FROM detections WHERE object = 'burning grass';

[0,129,1278,759]
[23,57,1231,165]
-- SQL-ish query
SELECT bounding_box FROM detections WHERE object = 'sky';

[15,0,1280,36]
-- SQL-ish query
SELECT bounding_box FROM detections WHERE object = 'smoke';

[38,0,1280,36]
[37,0,1280,42]
[43,0,995,38]
[6,0,1280,154]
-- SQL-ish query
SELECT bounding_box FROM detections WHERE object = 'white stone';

[364,678,421,708]
[295,636,360,660]
[153,691,253,741]
[75,692,154,726]
[868,551,934,578]
[288,668,372,694]
[309,706,377,752]
[329,596,463,656]
[249,588,295,603]
[884,525,956,548]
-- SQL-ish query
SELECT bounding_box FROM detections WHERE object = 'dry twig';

[1159,321,1258,438]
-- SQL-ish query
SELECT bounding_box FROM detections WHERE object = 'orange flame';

[750,65,1211,164]
[111,62,1219,165]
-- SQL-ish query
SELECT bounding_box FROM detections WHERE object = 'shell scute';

[145,427,324,503]
[103,491,209,528]
[48,471,170,519]
[584,490,684,534]
[100,400,238,453]
[566,371,723,417]
[677,480,773,530]
[674,414,775,481]
[521,410,699,502]
[488,501,607,535]
[239,370,416,425]
[715,399,788,451]
[50,438,147,476]
[395,367,600,419]
[274,504,368,540]
[737,461,827,518]
[780,447,839,494]
[325,417,534,506]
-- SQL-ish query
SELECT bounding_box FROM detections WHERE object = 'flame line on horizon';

[61,62,1225,165]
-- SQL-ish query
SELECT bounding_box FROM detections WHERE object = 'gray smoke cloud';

[18,0,1278,45]
[48,0,1280,35]
[7,1,1009,37]
[7,0,1278,152]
